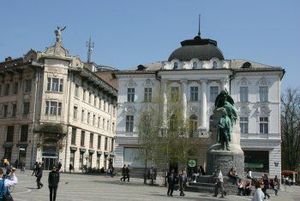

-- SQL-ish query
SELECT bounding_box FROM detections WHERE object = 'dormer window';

[192,62,197,69]
[213,61,218,69]
[173,62,178,69]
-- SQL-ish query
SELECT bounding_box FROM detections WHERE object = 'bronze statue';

[214,90,237,150]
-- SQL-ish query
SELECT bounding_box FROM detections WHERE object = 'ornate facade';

[114,34,284,177]
[0,30,117,172]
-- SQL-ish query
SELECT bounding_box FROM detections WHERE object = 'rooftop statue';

[214,90,238,151]
[54,26,66,44]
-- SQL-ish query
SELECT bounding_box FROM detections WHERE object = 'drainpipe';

[30,66,41,169]
[64,72,73,172]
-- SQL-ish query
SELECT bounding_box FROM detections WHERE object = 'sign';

[19,148,26,151]
[188,159,197,168]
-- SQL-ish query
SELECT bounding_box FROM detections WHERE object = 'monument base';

[206,143,244,176]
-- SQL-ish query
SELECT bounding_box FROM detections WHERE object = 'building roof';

[168,36,224,61]
[95,70,118,90]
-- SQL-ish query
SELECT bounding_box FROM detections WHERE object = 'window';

[104,137,108,150]
[97,135,101,149]
[210,86,219,102]
[3,104,8,117]
[170,87,179,102]
[24,79,32,92]
[98,117,100,128]
[71,128,76,145]
[144,88,152,102]
[4,84,10,95]
[13,82,18,94]
[75,84,79,97]
[80,131,85,147]
[213,61,218,68]
[111,139,114,152]
[240,117,249,134]
[192,62,197,69]
[112,122,115,132]
[73,106,78,120]
[23,102,30,115]
[127,88,135,102]
[89,133,94,148]
[83,89,86,101]
[81,110,85,122]
[6,126,14,142]
[126,115,134,132]
[89,92,92,104]
[259,117,268,134]
[189,115,198,137]
[94,95,97,106]
[87,112,90,124]
[173,62,178,69]
[259,86,268,102]
[93,115,96,125]
[169,114,177,132]
[47,78,63,92]
[240,87,248,102]
[102,118,105,129]
[12,104,17,117]
[45,101,62,115]
[190,86,199,101]
[20,125,28,142]
[107,120,109,131]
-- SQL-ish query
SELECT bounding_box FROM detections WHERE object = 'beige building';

[0,29,117,172]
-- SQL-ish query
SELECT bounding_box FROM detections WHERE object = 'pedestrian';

[69,164,73,173]
[270,179,278,196]
[244,180,252,196]
[32,161,38,176]
[214,168,226,198]
[120,164,126,181]
[14,159,19,169]
[125,165,130,182]
[57,162,62,172]
[228,167,238,184]
[36,163,44,189]
[179,170,187,196]
[252,180,264,201]
[167,169,177,197]
[0,167,18,201]
[149,166,154,185]
[262,174,270,199]
[48,166,60,201]
[237,179,244,196]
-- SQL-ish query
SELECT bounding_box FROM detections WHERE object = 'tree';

[137,88,200,175]
[281,88,300,170]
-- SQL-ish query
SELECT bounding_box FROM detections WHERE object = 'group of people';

[166,169,187,197]
[190,165,206,183]
[120,164,130,182]
[0,159,18,201]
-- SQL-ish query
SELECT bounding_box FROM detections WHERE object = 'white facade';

[115,36,284,178]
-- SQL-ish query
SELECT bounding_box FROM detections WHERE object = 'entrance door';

[43,157,57,170]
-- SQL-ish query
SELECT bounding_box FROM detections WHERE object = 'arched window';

[189,115,198,137]
[213,61,218,69]
[173,62,178,69]
[192,62,197,69]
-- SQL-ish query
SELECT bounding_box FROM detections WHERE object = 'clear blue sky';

[0,0,299,89]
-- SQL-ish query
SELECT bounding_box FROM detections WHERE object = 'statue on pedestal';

[214,90,237,151]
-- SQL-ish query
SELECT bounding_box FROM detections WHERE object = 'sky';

[0,0,299,89]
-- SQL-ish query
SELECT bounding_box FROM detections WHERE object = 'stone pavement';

[9,171,300,201]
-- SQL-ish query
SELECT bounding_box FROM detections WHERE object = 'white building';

[114,34,284,177]
[0,30,117,172]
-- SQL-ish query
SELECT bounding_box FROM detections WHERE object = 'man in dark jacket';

[167,170,177,197]
[125,165,130,182]
[120,164,126,181]
[36,163,43,189]
[48,166,60,201]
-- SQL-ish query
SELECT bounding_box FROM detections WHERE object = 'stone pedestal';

[206,144,244,176]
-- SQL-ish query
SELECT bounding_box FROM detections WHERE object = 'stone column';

[201,80,207,130]
[181,80,188,123]
[162,80,168,127]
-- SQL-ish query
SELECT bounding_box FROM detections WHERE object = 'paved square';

[10,171,300,201]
